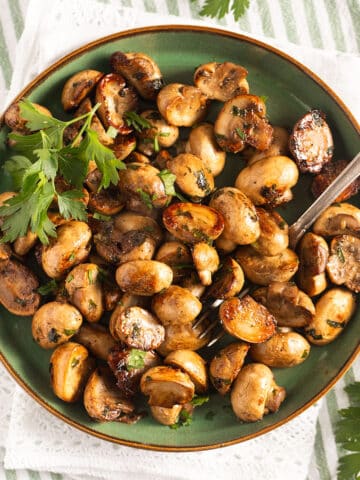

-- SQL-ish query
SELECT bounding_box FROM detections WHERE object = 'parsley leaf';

[191,395,209,407]
[57,190,87,221]
[124,111,152,132]
[37,279,58,296]
[3,155,32,189]
[158,169,177,196]
[126,349,147,370]
[191,0,250,21]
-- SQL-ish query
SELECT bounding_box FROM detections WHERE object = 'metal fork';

[193,152,360,347]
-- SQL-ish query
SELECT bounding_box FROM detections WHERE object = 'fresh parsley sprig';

[191,0,250,21]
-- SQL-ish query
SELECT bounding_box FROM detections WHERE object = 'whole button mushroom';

[152,285,202,325]
[115,260,173,296]
[326,235,360,292]
[191,242,220,286]
[312,203,360,238]
[61,69,103,111]
[251,208,289,257]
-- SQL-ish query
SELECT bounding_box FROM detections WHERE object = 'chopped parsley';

[336,245,346,263]
[126,348,147,370]
[93,212,111,221]
[170,409,192,429]
[71,357,80,368]
[327,319,346,329]
[37,279,57,296]
[124,111,151,132]
[235,128,247,140]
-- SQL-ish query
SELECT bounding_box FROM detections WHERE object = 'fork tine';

[192,298,223,329]
[198,317,220,339]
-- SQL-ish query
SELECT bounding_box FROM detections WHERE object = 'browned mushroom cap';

[157,322,211,356]
[110,51,163,101]
[251,208,289,257]
[152,285,202,325]
[95,73,138,134]
[230,363,286,422]
[164,350,208,394]
[140,365,195,407]
[162,202,224,244]
[113,211,163,245]
[150,405,182,425]
[312,203,360,237]
[194,62,249,101]
[4,102,52,132]
[235,246,299,286]
[214,94,273,153]
[111,134,137,160]
[289,109,334,173]
[247,126,289,165]
[61,70,103,111]
[84,365,142,423]
[209,342,249,395]
[13,229,38,256]
[116,260,173,296]
[204,257,245,300]
[74,323,117,360]
[136,110,179,156]
[215,235,237,255]
[219,295,276,343]
[191,242,220,286]
[155,241,193,283]
[0,258,40,315]
[311,159,360,203]
[252,282,315,328]
[107,343,161,397]
[157,83,209,127]
[109,293,150,340]
[326,235,360,292]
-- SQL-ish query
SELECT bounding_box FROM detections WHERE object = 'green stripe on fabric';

[344,366,355,385]
[8,0,24,39]
[4,470,17,480]
[166,0,179,16]
[314,420,332,480]
[346,0,360,51]
[278,0,300,44]
[326,388,346,458]
[255,0,275,37]
[143,0,157,13]
[237,10,251,33]
[188,0,202,20]
[50,473,63,480]
[27,470,41,480]
[120,0,132,6]
[323,0,346,51]
[303,0,324,49]
[0,21,13,88]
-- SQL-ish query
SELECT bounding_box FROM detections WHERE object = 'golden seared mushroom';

[235,156,299,207]
[140,365,195,407]
[215,235,237,255]
[13,230,38,256]
[152,285,202,325]
[162,202,224,244]
[150,405,182,426]
[305,288,356,345]
[185,123,226,176]
[65,263,104,322]
[50,342,95,402]
[109,293,150,340]
[296,232,329,297]
[166,153,214,201]
[214,94,273,153]
[326,235,360,292]
[230,363,286,422]
[111,133,137,160]
[116,259,173,296]
[209,342,249,395]
[110,51,163,101]
[219,295,276,343]
[289,109,334,174]
[204,257,245,300]
[4,102,52,132]
[0,243,11,261]
[108,343,161,397]
[32,301,83,349]
[311,159,360,203]
[235,246,299,286]
[180,272,206,299]
[84,365,142,423]
[61,69,103,111]
[118,162,170,211]
[136,110,179,156]
[95,73,138,134]
[252,282,315,328]
[247,126,290,165]
[157,321,211,356]
[41,221,92,279]
[191,242,220,286]
[0,258,40,315]
[209,187,260,245]
[155,241,193,283]
[194,61,249,101]
[85,169,124,216]
[157,83,208,127]
[250,331,311,367]
[74,323,117,360]
[312,203,360,238]
[164,350,208,394]
[113,211,163,245]
[251,208,289,257]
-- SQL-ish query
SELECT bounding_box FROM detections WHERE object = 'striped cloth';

[0,1,359,480]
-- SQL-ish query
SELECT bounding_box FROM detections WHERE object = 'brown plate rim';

[0,24,359,452]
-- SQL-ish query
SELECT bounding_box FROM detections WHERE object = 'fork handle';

[289,152,360,249]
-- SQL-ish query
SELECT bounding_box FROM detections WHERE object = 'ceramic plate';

[0,25,359,451]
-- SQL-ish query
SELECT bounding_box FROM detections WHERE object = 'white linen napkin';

[1,1,359,479]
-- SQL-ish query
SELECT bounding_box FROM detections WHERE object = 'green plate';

[0,25,359,451]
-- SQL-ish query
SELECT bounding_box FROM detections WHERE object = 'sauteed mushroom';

[251,208,289,256]
[61,69,103,111]
[312,203,360,237]
[137,110,179,156]
[247,126,289,165]
[152,285,202,325]
[204,257,244,300]
[74,323,117,360]
[116,260,173,296]
[164,349,208,394]
[209,342,249,395]
[191,242,220,285]
[311,159,360,202]
[326,235,360,292]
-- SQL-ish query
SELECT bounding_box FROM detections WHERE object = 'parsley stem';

[70,103,101,148]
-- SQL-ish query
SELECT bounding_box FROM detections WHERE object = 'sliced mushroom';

[162,202,224,244]
[204,257,245,300]
[61,69,103,111]
[152,285,202,325]
[116,260,173,296]
[157,322,211,356]
[214,94,273,153]
[194,61,249,101]
[111,133,137,160]
[247,126,289,165]
[157,83,209,127]
[150,405,182,426]
[305,288,356,345]
[209,342,249,395]
[164,350,208,394]
[32,301,83,349]
[312,203,360,237]
[136,110,179,156]
[74,323,117,360]
[230,363,286,422]
[289,109,334,173]
[252,282,315,328]
[251,208,289,256]
[0,258,40,315]
[95,73,138,134]
[113,211,163,245]
[235,246,299,285]
[140,365,195,407]
[326,235,360,292]
[235,155,299,207]
[209,187,260,245]
[110,51,163,101]
[84,365,141,423]
[191,242,219,286]
[185,123,226,176]
[4,102,52,132]
[155,241,193,283]
[219,295,276,343]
